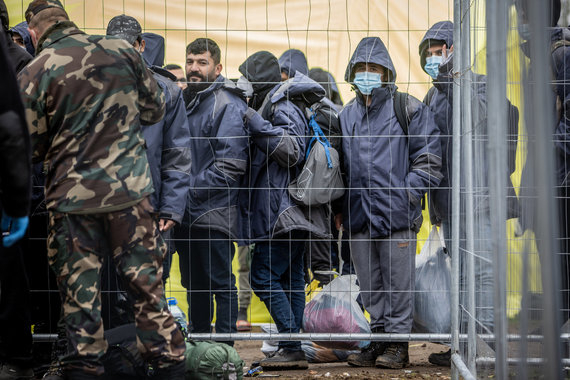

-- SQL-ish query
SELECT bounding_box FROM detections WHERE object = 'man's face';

[12,32,25,48]
[426,43,444,59]
[185,51,222,84]
[168,67,187,90]
[353,62,387,81]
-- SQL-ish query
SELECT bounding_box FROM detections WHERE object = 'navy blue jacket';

[278,49,308,79]
[238,73,330,244]
[551,27,570,186]
[420,22,519,223]
[143,67,191,224]
[185,75,249,239]
[340,37,443,237]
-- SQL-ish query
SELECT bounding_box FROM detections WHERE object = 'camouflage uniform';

[18,19,185,375]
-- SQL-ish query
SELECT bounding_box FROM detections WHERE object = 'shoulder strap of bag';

[306,111,334,168]
[393,90,410,135]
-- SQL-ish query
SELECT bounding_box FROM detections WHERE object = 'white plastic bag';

[302,275,370,349]
[413,226,451,334]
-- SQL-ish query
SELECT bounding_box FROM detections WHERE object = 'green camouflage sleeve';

[18,66,49,163]
[134,53,165,126]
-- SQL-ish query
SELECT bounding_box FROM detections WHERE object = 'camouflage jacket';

[18,21,165,214]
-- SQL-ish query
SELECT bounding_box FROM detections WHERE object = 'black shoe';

[259,348,308,370]
[428,348,451,367]
[347,341,387,367]
[0,363,34,380]
[375,342,410,369]
[150,361,185,380]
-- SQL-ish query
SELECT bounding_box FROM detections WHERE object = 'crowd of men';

[0,0,568,379]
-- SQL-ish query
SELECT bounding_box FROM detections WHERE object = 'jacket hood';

[268,72,325,106]
[278,48,308,78]
[419,21,454,73]
[344,37,396,84]
[239,50,281,93]
[10,21,35,56]
[141,32,164,67]
[309,67,342,105]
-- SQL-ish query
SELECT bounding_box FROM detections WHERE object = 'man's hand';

[334,213,343,231]
[159,218,176,232]
[1,213,29,247]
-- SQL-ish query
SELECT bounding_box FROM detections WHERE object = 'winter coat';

[0,30,31,217]
[143,66,191,224]
[238,71,330,244]
[340,37,443,238]
[278,49,308,79]
[185,75,249,239]
[420,22,520,223]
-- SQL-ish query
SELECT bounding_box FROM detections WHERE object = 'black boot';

[43,321,68,380]
[428,348,451,367]
[347,341,387,367]
[150,361,185,380]
[375,342,409,369]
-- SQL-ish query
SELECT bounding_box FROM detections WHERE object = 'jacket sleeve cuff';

[159,211,183,224]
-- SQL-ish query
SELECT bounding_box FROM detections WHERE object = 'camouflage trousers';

[47,197,185,375]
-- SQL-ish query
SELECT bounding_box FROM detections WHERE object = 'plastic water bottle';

[167,297,188,337]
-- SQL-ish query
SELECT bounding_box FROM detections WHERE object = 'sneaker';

[259,348,308,370]
[0,363,34,380]
[347,341,387,367]
[375,342,410,369]
[428,348,451,367]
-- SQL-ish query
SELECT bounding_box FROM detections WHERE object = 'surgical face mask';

[353,71,382,95]
[237,75,253,98]
[424,56,443,79]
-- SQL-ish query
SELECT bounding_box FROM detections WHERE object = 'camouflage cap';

[25,0,66,23]
[106,15,142,46]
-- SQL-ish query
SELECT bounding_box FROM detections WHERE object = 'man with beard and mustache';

[174,38,248,345]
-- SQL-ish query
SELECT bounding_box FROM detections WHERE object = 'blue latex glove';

[1,213,29,248]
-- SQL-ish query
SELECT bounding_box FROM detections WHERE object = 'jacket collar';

[186,74,226,111]
[36,21,83,55]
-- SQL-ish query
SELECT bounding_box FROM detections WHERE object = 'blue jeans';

[251,231,307,350]
[442,212,494,334]
[176,225,238,339]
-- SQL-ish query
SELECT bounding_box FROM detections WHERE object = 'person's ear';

[139,39,146,53]
[215,63,222,76]
[28,27,39,48]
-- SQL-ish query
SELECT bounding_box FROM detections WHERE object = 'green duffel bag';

[185,341,244,380]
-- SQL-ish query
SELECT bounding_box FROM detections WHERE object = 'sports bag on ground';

[185,340,244,380]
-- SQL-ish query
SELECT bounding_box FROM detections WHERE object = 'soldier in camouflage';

[17,1,186,379]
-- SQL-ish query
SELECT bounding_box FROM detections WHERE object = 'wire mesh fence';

[4,0,570,378]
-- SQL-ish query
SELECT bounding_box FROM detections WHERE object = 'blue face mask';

[353,71,382,95]
[424,56,443,79]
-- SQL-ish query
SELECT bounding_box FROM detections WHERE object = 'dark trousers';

[251,231,306,350]
[0,232,33,367]
[176,225,238,339]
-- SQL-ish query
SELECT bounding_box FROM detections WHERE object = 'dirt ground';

[234,339,451,379]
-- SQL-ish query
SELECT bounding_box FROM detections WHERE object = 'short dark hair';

[186,38,221,65]
[164,63,182,70]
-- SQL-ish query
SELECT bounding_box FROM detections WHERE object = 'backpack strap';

[306,113,333,168]
[393,90,410,135]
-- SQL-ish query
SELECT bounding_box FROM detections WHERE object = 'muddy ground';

[235,339,451,379]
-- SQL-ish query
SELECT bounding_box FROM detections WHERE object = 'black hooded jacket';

[0,30,31,217]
